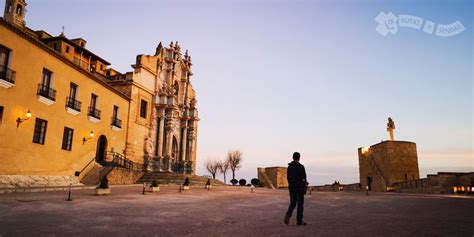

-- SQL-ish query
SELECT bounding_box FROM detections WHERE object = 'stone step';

[80,165,104,185]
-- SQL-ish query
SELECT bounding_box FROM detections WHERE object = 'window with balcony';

[33,118,48,145]
[61,127,74,151]
[111,105,122,130]
[88,94,101,122]
[0,45,15,88]
[66,83,81,114]
[37,69,56,105]
[140,99,148,118]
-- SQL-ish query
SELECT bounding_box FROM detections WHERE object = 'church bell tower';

[3,0,27,26]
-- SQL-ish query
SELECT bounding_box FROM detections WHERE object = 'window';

[113,105,119,119]
[38,69,56,101]
[0,106,3,124]
[140,100,148,118]
[69,83,78,99]
[65,46,70,53]
[112,105,121,128]
[90,94,97,108]
[16,5,22,15]
[7,3,12,13]
[88,94,101,119]
[100,64,104,71]
[33,118,48,144]
[67,83,80,111]
[52,43,57,51]
[41,69,52,88]
[61,127,74,151]
[0,45,11,80]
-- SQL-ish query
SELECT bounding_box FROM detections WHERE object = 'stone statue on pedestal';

[387,117,395,141]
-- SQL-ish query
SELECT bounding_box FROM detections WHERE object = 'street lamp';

[82,131,94,144]
[16,110,32,127]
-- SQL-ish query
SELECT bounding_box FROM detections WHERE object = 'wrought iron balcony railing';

[88,106,101,119]
[66,97,82,112]
[37,83,57,101]
[111,117,122,128]
[0,67,16,84]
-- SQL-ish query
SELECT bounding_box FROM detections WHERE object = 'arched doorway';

[96,135,107,165]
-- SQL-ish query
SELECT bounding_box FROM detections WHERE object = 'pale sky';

[8,0,473,184]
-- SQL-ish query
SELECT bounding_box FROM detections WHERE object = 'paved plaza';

[0,186,473,236]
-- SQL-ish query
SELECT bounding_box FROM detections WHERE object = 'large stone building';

[0,0,199,187]
[358,118,420,192]
[258,167,288,189]
[358,141,420,192]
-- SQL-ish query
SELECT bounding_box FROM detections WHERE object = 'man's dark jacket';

[287,161,307,189]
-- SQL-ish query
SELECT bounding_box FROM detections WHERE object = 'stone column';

[166,123,173,158]
[164,121,173,173]
[187,128,195,164]
[180,121,188,162]
[156,115,165,158]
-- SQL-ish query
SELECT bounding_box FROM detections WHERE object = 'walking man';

[284,152,307,226]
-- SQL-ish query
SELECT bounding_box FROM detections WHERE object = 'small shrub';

[239,179,246,186]
[151,179,159,187]
[230,179,238,185]
[251,178,260,186]
[206,178,211,186]
[183,177,190,186]
[246,184,251,186]
[97,176,109,189]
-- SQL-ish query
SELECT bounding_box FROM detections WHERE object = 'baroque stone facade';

[108,42,199,175]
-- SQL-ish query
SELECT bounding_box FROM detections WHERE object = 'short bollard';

[65,183,72,201]
[179,184,183,193]
[309,188,312,196]
[366,186,369,195]
[251,185,254,193]
[142,182,146,195]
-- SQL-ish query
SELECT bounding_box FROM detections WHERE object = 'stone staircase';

[80,165,115,185]
[80,165,103,185]
[137,172,225,186]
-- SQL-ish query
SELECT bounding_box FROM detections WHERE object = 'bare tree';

[218,160,230,184]
[205,159,219,179]
[227,150,243,180]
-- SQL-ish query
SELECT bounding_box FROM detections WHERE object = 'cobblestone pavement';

[0,185,473,236]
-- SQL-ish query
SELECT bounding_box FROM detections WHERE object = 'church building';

[0,0,199,187]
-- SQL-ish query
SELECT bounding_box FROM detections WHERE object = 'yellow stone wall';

[124,83,153,163]
[0,21,130,176]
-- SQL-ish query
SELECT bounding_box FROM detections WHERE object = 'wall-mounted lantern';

[82,131,94,144]
[16,110,32,127]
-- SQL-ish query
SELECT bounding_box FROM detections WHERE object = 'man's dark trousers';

[286,186,304,224]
